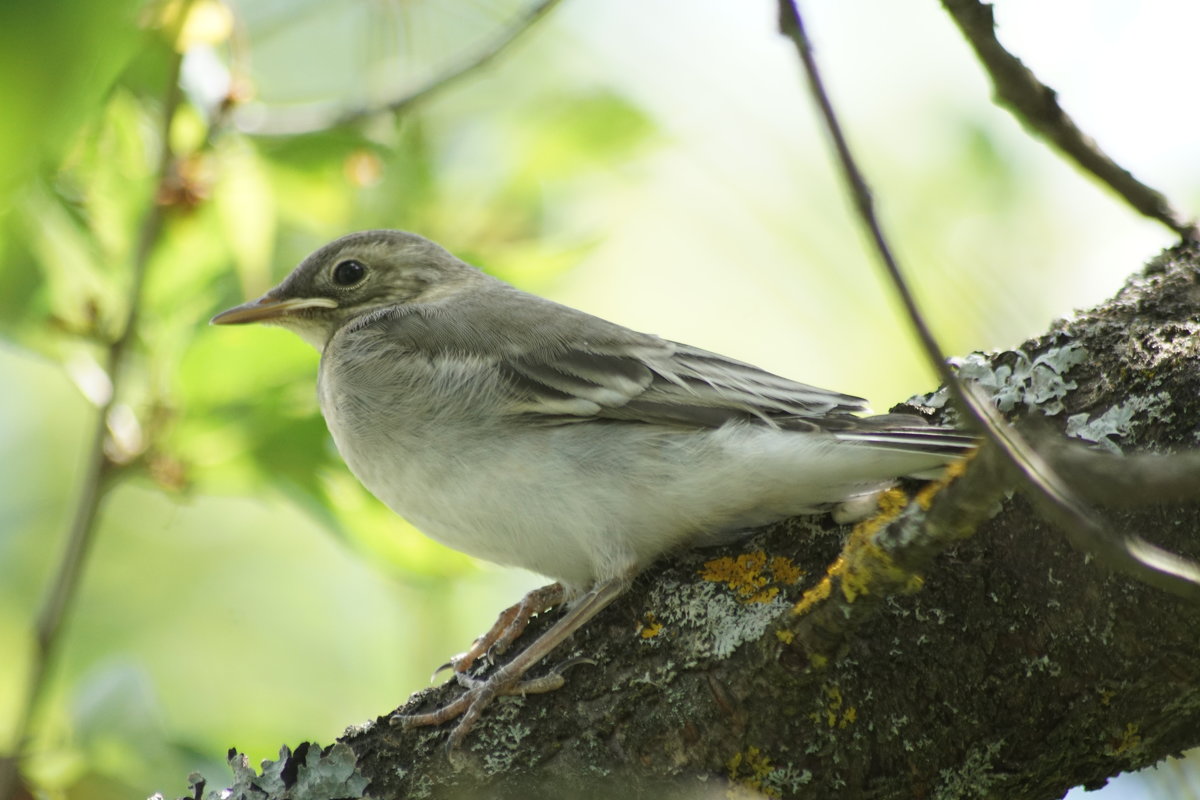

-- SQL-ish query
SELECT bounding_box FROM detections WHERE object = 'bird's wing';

[374,286,973,450]
[498,338,981,459]
[367,284,868,430]
[499,335,871,432]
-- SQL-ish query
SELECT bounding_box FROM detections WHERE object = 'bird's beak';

[210,294,338,325]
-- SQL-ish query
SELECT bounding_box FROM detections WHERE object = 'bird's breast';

[315,346,610,584]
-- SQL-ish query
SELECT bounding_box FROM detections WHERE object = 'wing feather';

[370,286,974,457]
[497,336,871,431]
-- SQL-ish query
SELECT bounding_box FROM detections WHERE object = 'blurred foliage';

[0,0,651,796]
[0,0,145,200]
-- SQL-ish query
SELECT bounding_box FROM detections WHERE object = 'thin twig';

[776,0,1200,600]
[1043,444,1200,507]
[964,383,1200,597]
[775,1,956,389]
[238,0,564,136]
[940,0,1198,241]
[0,14,193,800]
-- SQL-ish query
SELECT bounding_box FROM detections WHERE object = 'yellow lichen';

[701,551,805,604]
[830,491,924,603]
[838,535,897,603]
[726,746,780,798]
[875,487,911,518]
[822,685,844,727]
[1108,723,1143,757]
[792,575,833,616]
[701,552,769,599]
[638,612,664,639]
[809,683,857,729]
[789,487,933,623]
[915,456,970,510]
[769,555,805,585]
[775,629,795,644]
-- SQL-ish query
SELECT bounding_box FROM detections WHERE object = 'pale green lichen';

[342,719,375,738]
[178,742,368,800]
[1022,654,1062,678]
[628,659,679,690]
[726,746,813,798]
[474,695,534,774]
[915,343,1088,417]
[762,764,814,795]
[1065,391,1171,453]
[932,739,1005,800]
[647,575,790,660]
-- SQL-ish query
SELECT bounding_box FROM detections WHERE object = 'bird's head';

[211,230,478,350]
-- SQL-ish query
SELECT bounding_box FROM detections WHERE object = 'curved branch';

[237,0,564,136]
[940,0,1198,241]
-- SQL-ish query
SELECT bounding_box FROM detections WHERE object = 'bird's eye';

[332,259,367,286]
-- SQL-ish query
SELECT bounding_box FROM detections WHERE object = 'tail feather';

[833,426,978,459]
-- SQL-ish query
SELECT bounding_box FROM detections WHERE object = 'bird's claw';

[389,579,624,758]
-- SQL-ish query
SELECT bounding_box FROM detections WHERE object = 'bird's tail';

[833,422,978,461]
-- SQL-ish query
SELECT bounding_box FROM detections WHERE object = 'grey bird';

[211,229,975,749]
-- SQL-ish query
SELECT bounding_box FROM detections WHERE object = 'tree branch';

[940,0,1198,241]
[236,0,564,136]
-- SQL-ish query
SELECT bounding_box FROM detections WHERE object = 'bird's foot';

[452,654,595,694]
[391,578,628,756]
[434,582,565,679]
[394,655,594,752]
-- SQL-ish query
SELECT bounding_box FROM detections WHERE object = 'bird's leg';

[454,653,596,694]
[448,582,564,675]
[393,576,630,751]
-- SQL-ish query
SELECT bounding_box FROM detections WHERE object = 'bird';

[211,229,975,750]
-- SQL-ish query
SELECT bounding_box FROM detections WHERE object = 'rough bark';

[187,244,1200,800]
